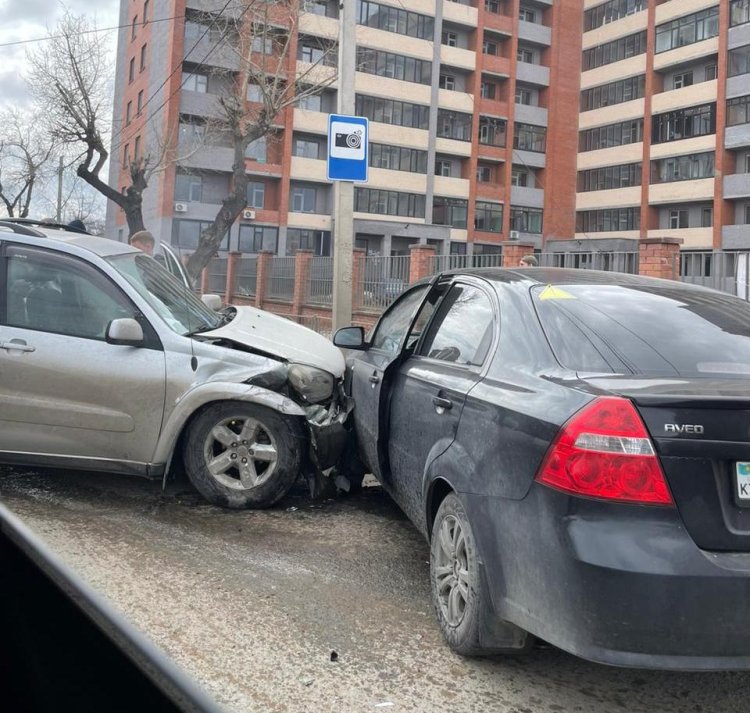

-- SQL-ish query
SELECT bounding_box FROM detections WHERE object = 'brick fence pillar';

[638,238,683,280]
[225,251,241,304]
[255,250,274,309]
[502,242,537,268]
[351,248,366,310]
[409,244,437,284]
[292,249,313,315]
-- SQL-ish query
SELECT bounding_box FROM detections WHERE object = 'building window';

[433,197,468,228]
[251,35,274,55]
[517,47,534,64]
[480,81,496,100]
[370,144,427,173]
[286,229,331,256]
[655,7,719,54]
[123,144,130,166]
[298,92,322,111]
[173,220,229,250]
[357,0,434,41]
[355,48,432,85]
[436,160,452,177]
[728,95,750,126]
[733,0,750,27]
[582,31,647,71]
[475,202,503,232]
[132,15,138,40]
[129,57,135,83]
[479,116,507,147]
[126,101,132,125]
[729,46,750,77]
[702,207,713,227]
[354,188,426,218]
[673,71,693,89]
[577,163,641,192]
[239,225,278,254]
[652,103,716,144]
[298,37,337,66]
[438,109,473,141]
[482,37,498,56]
[510,206,543,233]
[245,136,267,162]
[143,0,149,25]
[580,75,645,111]
[651,152,715,183]
[705,64,718,81]
[175,173,203,202]
[515,87,533,105]
[513,123,546,153]
[247,181,265,209]
[584,0,646,33]
[442,31,457,47]
[669,210,688,229]
[477,164,493,183]
[745,204,750,224]
[293,137,321,159]
[485,0,501,14]
[291,186,317,213]
[356,94,431,130]
[182,71,208,93]
[511,168,531,187]
[178,121,206,151]
[576,207,640,232]
[140,44,147,72]
[134,136,141,160]
[137,90,143,114]
[579,119,644,151]
[519,8,536,23]
[439,74,456,91]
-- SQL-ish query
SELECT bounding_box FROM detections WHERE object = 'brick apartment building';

[104,0,750,266]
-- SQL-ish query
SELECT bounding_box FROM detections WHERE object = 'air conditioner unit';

[242,209,256,220]
[174,202,188,213]
[509,230,520,241]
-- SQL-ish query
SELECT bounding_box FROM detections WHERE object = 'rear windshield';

[533,283,750,377]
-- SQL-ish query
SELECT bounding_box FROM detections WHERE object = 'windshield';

[533,284,750,378]
[108,253,221,335]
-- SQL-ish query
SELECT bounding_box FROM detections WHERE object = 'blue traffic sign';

[327,114,369,182]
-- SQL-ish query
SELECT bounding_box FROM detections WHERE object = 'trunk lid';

[582,375,750,552]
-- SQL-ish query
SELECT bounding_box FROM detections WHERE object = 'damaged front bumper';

[304,384,354,471]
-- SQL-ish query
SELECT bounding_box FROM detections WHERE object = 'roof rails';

[0,220,46,237]
[0,217,89,235]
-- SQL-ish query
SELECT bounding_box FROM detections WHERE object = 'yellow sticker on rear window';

[538,285,576,301]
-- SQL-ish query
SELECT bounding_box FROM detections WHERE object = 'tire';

[430,493,530,657]
[183,401,305,509]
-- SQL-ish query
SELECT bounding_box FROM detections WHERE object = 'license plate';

[736,462,750,502]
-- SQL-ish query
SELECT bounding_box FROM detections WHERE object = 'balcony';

[576,186,642,212]
[299,11,338,40]
[578,98,645,130]
[292,108,328,134]
[517,20,551,47]
[513,104,548,126]
[722,225,750,250]
[290,156,327,183]
[728,75,750,101]
[725,123,750,150]
[649,178,714,205]
[724,173,750,200]
[653,38,720,73]
[438,89,475,113]
[655,0,720,25]
[510,186,544,208]
[512,149,546,169]
[646,227,712,250]
[515,61,550,87]
[441,44,476,72]
[369,168,427,194]
[185,0,244,20]
[442,1,478,28]
[179,146,235,172]
[651,80,717,114]
[179,90,223,120]
[577,143,644,172]
[729,22,750,51]
[183,36,239,72]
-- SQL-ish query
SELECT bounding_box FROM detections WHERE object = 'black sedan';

[334,268,750,670]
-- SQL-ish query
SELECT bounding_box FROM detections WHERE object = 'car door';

[349,284,434,479]
[386,280,497,525]
[0,243,167,467]
[158,243,193,291]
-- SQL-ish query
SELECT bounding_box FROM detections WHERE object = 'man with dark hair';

[130,230,155,256]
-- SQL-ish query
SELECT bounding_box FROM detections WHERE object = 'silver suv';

[0,220,349,508]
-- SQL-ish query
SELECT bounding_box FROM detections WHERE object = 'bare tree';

[0,109,56,218]
[26,11,173,237]
[185,0,338,280]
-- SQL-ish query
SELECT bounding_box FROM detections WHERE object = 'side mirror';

[106,318,145,346]
[201,294,223,312]
[334,326,366,350]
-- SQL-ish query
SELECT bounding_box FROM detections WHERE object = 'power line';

[0,15,187,49]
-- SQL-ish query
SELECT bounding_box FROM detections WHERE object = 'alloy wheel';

[434,514,470,627]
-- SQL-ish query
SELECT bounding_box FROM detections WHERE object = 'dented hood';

[202,306,345,378]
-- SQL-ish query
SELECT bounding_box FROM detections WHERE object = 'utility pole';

[55,156,64,223]
[331,0,356,331]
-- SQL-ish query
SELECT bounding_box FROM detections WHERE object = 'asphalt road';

[2,467,750,713]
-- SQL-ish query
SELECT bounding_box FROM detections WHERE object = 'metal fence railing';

[680,251,738,294]
[307,257,334,305]
[235,256,258,298]
[358,255,411,311]
[538,251,639,274]
[207,257,228,294]
[267,256,295,300]
[428,253,503,274]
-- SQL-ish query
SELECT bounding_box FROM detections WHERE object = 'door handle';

[433,396,453,411]
[0,339,36,353]
[369,373,381,386]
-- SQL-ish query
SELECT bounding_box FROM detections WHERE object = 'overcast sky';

[0,0,119,109]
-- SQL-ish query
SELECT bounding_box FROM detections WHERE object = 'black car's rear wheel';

[430,492,531,656]
[184,402,305,509]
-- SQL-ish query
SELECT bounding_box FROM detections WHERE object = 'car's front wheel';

[183,401,305,509]
[430,492,531,656]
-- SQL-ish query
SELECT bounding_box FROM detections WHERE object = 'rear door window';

[533,283,750,377]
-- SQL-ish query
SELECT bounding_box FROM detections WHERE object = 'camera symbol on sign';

[335,129,363,150]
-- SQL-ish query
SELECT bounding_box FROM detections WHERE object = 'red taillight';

[536,396,673,506]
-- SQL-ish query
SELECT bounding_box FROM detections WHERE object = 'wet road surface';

[1,467,749,713]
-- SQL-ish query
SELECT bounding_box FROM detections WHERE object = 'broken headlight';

[288,364,335,404]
